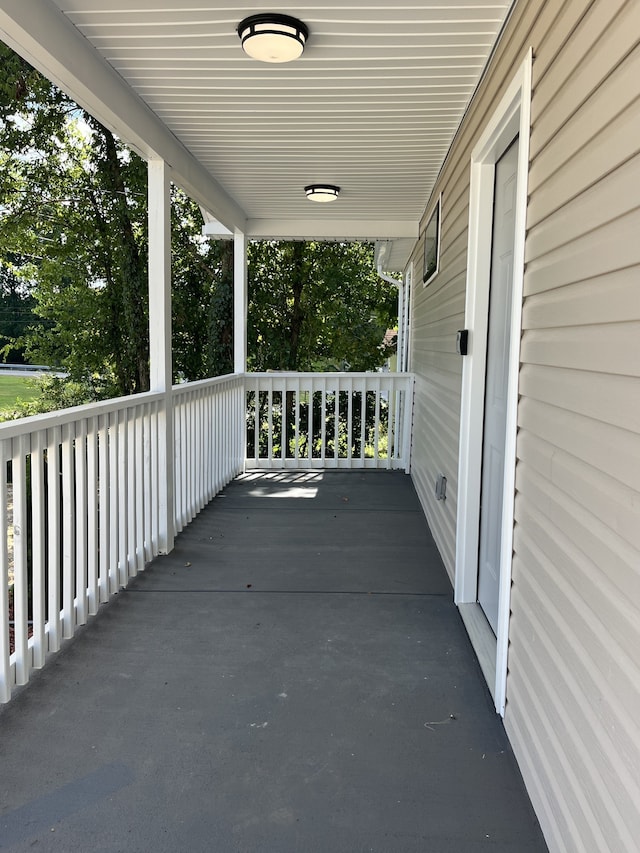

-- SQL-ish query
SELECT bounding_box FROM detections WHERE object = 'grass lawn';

[0,375,41,411]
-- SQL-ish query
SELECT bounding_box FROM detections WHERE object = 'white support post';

[148,158,174,554]
[234,230,247,374]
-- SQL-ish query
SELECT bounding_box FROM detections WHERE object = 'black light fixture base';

[237,14,309,63]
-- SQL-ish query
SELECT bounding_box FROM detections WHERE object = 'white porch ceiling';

[1,0,513,256]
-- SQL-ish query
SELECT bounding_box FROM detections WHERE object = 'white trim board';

[458,603,497,697]
[454,51,532,717]
[404,261,415,375]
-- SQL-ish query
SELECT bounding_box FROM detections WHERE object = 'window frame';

[422,194,441,286]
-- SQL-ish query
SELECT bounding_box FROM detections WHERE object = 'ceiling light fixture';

[237,13,309,63]
[304,184,341,203]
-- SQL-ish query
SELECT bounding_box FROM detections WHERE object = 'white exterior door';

[477,138,519,634]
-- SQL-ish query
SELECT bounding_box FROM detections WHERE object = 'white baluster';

[30,430,46,667]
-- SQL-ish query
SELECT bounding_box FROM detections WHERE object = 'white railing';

[0,376,245,702]
[1,371,414,701]
[0,392,166,702]
[245,373,414,471]
[173,374,245,533]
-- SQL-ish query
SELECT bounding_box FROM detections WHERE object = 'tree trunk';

[91,118,150,395]
[287,241,306,371]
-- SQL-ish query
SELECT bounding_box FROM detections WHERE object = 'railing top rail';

[246,371,415,380]
[0,371,414,440]
[0,372,248,439]
[172,373,245,395]
[0,389,167,439]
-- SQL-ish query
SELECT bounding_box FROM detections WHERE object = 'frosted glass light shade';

[238,14,308,63]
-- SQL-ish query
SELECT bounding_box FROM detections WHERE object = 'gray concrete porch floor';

[0,471,548,853]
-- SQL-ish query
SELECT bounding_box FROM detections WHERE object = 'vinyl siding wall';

[407,0,640,850]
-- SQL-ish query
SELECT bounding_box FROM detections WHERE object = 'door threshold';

[458,603,496,700]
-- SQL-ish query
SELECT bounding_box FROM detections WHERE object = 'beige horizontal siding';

[517,431,640,554]
[508,530,640,852]
[529,0,638,156]
[407,0,640,850]
[519,365,640,433]
[516,464,640,625]
[409,180,466,579]
[514,487,640,670]
[509,0,640,849]
[527,101,640,233]
[524,210,640,295]
[522,266,640,329]
[506,605,639,852]
[520,320,640,377]
[518,396,639,492]
[525,150,639,261]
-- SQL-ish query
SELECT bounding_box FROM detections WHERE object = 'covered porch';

[4,2,633,850]
[0,470,547,852]
[0,1,503,710]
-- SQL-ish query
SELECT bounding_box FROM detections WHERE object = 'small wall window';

[422,195,441,286]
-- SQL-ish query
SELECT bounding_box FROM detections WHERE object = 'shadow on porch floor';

[0,471,547,853]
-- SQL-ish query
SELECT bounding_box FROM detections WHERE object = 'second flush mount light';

[304,184,341,203]
[237,13,309,63]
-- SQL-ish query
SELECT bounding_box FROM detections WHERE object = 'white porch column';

[234,230,247,374]
[148,158,174,554]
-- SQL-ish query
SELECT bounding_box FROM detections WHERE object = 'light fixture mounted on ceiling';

[304,184,341,203]
[237,13,309,63]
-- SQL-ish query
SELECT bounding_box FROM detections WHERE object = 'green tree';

[0,42,149,397]
[171,190,233,380]
[245,240,397,462]
[248,240,396,372]
[0,260,36,363]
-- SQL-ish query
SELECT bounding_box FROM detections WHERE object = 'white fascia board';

[375,238,416,272]
[0,0,246,234]
[244,219,419,241]
[202,221,234,238]
[375,241,392,269]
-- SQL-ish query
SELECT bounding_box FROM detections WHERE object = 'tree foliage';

[0,260,36,363]
[0,43,150,396]
[170,192,233,381]
[248,240,396,372]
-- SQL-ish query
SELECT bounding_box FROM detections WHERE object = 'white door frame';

[455,51,532,716]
